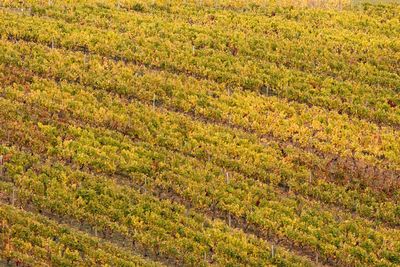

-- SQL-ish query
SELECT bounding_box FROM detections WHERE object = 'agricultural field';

[0,0,399,266]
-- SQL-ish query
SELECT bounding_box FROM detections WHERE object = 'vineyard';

[0,0,399,266]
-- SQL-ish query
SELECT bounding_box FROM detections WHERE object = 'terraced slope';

[0,0,399,266]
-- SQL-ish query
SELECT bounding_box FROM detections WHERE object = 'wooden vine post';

[271,244,275,258]
[11,187,15,206]
[0,155,3,177]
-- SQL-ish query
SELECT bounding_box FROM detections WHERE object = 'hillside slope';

[0,0,399,266]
